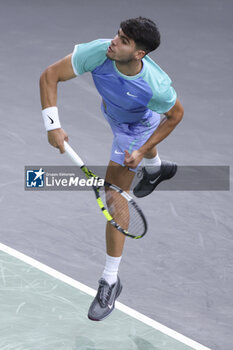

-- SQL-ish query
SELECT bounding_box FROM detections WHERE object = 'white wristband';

[42,106,61,131]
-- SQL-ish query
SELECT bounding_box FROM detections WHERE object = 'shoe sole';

[88,283,123,321]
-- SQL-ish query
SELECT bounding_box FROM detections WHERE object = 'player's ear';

[135,49,146,60]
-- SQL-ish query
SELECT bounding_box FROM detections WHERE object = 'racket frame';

[64,141,147,239]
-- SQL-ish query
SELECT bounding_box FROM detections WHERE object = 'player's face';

[106,28,141,63]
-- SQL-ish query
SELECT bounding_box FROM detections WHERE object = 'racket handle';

[64,141,85,167]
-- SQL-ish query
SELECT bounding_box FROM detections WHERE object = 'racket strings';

[99,185,145,237]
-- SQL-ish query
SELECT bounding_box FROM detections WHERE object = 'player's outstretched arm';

[40,54,75,108]
[40,54,76,153]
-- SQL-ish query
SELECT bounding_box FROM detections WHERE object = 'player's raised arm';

[39,54,76,153]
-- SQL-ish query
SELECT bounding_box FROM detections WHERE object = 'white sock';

[144,154,161,174]
[101,254,122,286]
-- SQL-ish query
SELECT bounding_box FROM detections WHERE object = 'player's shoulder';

[72,39,111,75]
[74,38,111,56]
[142,55,172,92]
[142,55,177,113]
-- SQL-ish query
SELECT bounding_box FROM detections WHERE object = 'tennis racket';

[64,141,147,239]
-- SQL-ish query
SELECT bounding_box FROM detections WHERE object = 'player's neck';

[115,60,142,76]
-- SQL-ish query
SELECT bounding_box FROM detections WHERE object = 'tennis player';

[40,17,184,321]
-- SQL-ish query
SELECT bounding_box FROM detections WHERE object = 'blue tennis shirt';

[71,39,177,123]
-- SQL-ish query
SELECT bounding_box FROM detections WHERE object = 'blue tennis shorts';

[101,103,161,172]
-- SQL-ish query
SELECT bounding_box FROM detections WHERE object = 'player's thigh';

[105,160,135,191]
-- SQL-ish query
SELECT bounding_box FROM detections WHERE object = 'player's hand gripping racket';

[64,141,147,239]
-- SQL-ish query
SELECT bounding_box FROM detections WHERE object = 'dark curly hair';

[120,17,160,54]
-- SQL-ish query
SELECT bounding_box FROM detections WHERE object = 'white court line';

[0,242,211,350]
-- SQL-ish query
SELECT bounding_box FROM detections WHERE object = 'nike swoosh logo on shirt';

[126,92,138,98]
[47,115,54,124]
